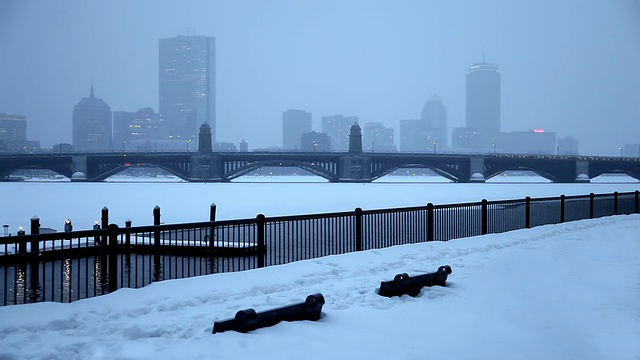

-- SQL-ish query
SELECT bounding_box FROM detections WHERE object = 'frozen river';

[1,172,638,234]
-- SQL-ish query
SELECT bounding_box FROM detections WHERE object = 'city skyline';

[0,1,638,155]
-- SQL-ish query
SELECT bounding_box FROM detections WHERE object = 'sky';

[0,196,638,359]
[0,0,639,155]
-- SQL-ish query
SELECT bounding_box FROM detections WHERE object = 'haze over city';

[1,0,639,155]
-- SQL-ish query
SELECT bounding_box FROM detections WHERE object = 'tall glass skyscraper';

[465,61,500,148]
[159,35,216,143]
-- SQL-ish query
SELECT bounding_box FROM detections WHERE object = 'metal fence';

[1,190,638,306]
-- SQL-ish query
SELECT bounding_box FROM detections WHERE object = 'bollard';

[210,203,217,222]
[64,219,73,233]
[212,293,325,334]
[125,219,132,247]
[30,216,40,256]
[101,207,109,247]
[17,226,26,255]
[378,265,452,298]
[93,220,101,245]
[153,206,161,248]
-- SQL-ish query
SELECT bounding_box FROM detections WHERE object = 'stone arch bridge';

[1,151,639,183]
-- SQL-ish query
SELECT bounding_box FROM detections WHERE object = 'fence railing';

[1,190,638,306]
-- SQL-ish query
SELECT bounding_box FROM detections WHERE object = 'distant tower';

[465,60,501,148]
[282,109,312,150]
[198,122,212,153]
[72,86,112,152]
[349,123,362,154]
[159,35,216,144]
[421,96,448,149]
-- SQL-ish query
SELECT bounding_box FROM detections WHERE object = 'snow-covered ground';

[0,176,639,358]
[0,214,638,359]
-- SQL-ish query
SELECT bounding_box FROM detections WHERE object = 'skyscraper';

[282,109,312,150]
[321,115,358,151]
[464,61,500,149]
[421,95,448,149]
[72,86,112,152]
[159,35,216,143]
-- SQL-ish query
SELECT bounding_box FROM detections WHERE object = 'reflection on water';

[0,254,219,306]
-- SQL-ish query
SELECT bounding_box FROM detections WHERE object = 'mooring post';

[589,193,595,219]
[525,196,531,229]
[560,194,565,223]
[355,208,363,251]
[153,205,161,248]
[30,216,40,256]
[256,214,265,268]
[210,203,217,222]
[613,191,618,215]
[101,207,109,247]
[107,224,119,294]
[125,219,132,247]
[209,203,216,250]
[427,203,434,241]
[481,199,488,235]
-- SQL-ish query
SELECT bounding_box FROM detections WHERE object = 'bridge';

[2,151,640,183]
[1,124,639,183]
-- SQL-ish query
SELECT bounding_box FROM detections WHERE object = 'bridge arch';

[225,159,338,182]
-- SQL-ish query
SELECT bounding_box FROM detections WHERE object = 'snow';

[0,177,639,359]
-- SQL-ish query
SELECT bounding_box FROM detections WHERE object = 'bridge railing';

[1,190,638,306]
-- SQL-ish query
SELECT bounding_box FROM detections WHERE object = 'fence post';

[101,207,109,247]
[125,219,132,247]
[153,205,161,248]
[256,214,265,268]
[427,203,434,241]
[635,190,639,214]
[613,191,618,215]
[17,225,26,255]
[30,216,40,256]
[355,208,363,251]
[209,203,217,250]
[560,195,565,223]
[589,193,595,219]
[210,203,217,222]
[107,224,119,294]
[481,199,488,235]
[525,196,531,229]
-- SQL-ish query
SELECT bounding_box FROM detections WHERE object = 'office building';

[463,60,501,149]
[72,86,112,152]
[421,96,448,148]
[282,109,312,150]
[321,114,358,151]
[499,130,556,155]
[159,35,216,143]
[558,136,579,155]
[113,108,167,151]
[301,131,331,152]
[363,122,396,152]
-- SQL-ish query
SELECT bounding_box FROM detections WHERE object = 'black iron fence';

[1,190,638,306]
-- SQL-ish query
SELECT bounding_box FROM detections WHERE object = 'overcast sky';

[1,0,638,155]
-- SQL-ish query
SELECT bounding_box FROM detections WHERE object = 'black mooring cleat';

[377,265,452,297]
[212,293,325,334]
